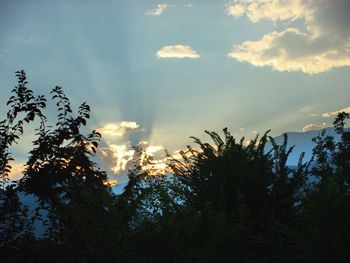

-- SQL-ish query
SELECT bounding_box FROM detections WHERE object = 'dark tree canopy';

[0,71,349,263]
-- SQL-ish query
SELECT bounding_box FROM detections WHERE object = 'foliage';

[0,71,349,262]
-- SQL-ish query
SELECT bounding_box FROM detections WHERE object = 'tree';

[1,70,350,262]
[299,111,350,263]
[0,71,120,262]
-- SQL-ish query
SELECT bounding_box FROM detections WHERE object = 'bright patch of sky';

[1,0,349,182]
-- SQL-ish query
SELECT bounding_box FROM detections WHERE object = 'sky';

[1,0,350,183]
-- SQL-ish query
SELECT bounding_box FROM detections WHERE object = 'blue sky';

[1,0,350,182]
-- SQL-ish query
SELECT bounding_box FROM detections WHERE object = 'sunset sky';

[1,0,349,182]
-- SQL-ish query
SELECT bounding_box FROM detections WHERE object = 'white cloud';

[322,106,350,118]
[120,121,139,129]
[227,0,305,22]
[145,145,163,155]
[98,121,139,137]
[156,45,200,58]
[302,123,326,132]
[227,3,245,18]
[146,4,168,16]
[227,0,350,74]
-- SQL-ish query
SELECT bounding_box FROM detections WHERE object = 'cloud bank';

[227,0,350,74]
[156,45,200,58]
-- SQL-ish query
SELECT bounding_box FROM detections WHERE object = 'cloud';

[302,123,326,132]
[146,4,168,16]
[98,139,166,175]
[100,144,135,173]
[8,161,26,180]
[226,3,245,18]
[299,105,312,112]
[104,179,118,187]
[120,121,139,129]
[100,144,167,175]
[156,45,200,58]
[96,121,142,176]
[227,0,305,22]
[227,0,350,74]
[97,121,140,137]
[322,106,350,118]
[309,113,319,117]
[96,122,171,176]
[145,145,163,155]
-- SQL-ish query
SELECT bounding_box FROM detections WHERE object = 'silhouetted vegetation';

[0,71,349,262]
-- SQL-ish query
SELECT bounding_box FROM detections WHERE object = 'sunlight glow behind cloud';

[100,144,134,173]
[227,0,350,74]
[100,143,166,175]
[97,122,167,175]
[8,161,26,180]
[156,45,200,59]
[104,179,118,187]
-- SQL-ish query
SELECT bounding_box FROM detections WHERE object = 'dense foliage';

[0,71,349,262]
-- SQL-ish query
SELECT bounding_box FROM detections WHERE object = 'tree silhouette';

[0,70,349,262]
